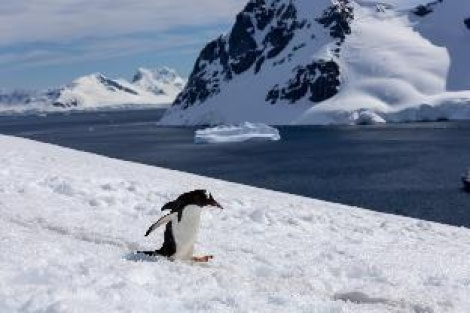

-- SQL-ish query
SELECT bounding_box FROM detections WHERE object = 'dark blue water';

[1,109,469,227]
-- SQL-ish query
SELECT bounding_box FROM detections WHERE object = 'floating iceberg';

[194,122,281,144]
[352,109,386,125]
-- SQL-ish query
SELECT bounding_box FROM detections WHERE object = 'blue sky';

[0,0,245,90]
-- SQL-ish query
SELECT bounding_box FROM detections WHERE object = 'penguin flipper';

[145,213,176,236]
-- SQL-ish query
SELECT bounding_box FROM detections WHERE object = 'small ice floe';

[194,122,281,144]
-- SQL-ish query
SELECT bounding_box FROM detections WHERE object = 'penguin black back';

[161,189,223,221]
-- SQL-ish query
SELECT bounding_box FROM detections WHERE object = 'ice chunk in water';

[194,122,281,144]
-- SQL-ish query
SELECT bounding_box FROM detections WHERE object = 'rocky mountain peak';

[174,0,353,110]
[161,0,470,126]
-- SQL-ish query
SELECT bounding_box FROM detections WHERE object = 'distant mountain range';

[160,0,470,125]
[0,67,186,114]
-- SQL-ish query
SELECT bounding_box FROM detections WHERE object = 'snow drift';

[194,122,281,144]
[0,134,469,312]
[160,0,470,125]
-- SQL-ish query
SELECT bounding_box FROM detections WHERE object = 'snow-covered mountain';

[0,67,186,114]
[160,0,470,125]
[52,71,178,109]
[132,67,186,98]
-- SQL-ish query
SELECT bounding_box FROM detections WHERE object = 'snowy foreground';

[195,122,281,144]
[1,135,469,313]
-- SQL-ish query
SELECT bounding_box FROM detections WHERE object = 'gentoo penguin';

[140,189,223,262]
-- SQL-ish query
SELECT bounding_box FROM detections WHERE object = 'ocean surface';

[1,109,469,227]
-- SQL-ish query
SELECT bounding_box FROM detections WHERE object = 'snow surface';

[296,0,470,125]
[1,135,470,312]
[194,122,281,144]
[0,67,186,115]
[161,0,470,126]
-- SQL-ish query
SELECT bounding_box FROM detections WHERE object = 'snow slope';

[0,68,186,114]
[1,135,469,312]
[160,0,470,125]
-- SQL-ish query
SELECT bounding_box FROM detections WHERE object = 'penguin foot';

[192,255,214,263]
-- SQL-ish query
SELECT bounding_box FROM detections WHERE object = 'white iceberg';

[352,109,386,125]
[194,122,281,144]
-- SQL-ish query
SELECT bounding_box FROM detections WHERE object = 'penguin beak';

[210,199,224,210]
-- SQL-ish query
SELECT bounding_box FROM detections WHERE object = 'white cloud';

[0,0,245,46]
[0,32,218,69]
[0,0,246,72]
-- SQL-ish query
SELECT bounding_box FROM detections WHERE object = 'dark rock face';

[413,5,434,16]
[53,99,78,108]
[244,0,275,30]
[316,0,353,42]
[96,75,138,95]
[266,60,340,104]
[413,0,443,17]
[265,0,352,105]
[229,13,258,74]
[174,0,353,109]
[465,18,470,30]
[263,2,305,60]
[175,0,303,108]
[174,37,229,108]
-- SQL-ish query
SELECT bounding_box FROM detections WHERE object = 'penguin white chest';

[172,205,202,259]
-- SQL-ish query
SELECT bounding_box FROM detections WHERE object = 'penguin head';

[162,189,224,212]
[194,189,224,209]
